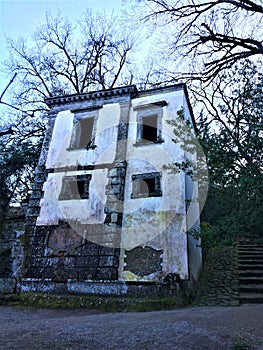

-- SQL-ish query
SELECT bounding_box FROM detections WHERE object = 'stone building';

[19,84,202,296]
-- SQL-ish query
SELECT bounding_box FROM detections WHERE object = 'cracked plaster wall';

[119,89,199,281]
[37,103,121,226]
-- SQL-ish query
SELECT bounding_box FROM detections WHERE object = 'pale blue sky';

[0,0,125,100]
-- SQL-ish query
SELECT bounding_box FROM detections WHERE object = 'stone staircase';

[238,243,263,304]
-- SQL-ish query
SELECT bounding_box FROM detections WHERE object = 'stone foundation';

[25,224,120,281]
[17,278,181,298]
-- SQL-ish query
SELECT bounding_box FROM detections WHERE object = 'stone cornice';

[45,85,138,108]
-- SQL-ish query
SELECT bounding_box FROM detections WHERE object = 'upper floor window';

[69,108,100,150]
[135,102,166,145]
[141,115,158,142]
[59,174,91,200]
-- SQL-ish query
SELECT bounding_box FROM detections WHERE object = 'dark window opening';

[70,117,95,149]
[131,173,162,198]
[142,115,158,142]
[78,117,94,148]
[59,175,91,200]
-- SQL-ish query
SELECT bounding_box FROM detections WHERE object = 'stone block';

[77,268,97,280]
[30,190,44,200]
[28,199,41,208]
[0,278,16,294]
[74,256,99,268]
[110,176,125,185]
[34,173,47,182]
[25,217,38,226]
[17,279,59,294]
[108,168,118,177]
[81,243,99,256]
[27,207,40,216]
[66,280,128,295]
[32,182,44,191]
[104,202,124,213]
[99,255,119,268]
[96,267,118,281]
[30,245,45,258]
[104,195,118,203]
[105,185,122,195]
[30,257,55,268]
[111,212,119,223]
[99,246,118,256]
[27,267,54,279]
[60,268,78,280]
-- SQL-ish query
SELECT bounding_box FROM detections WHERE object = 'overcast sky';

[0,0,126,103]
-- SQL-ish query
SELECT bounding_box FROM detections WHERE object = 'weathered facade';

[20,84,202,296]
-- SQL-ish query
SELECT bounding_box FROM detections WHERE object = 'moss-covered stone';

[0,292,188,312]
[194,243,239,306]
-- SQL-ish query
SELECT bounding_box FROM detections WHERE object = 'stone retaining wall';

[197,243,239,306]
[0,207,25,293]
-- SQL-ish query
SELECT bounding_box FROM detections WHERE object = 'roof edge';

[138,83,185,97]
[44,83,197,132]
[44,85,138,107]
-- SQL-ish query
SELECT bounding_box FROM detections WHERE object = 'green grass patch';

[0,292,187,312]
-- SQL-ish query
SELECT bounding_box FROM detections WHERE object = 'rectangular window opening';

[59,175,91,200]
[78,117,94,148]
[135,107,164,146]
[70,116,95,149]
[142,115,158,142]
[131,173,162,198]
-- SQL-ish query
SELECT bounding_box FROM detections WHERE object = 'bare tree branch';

[144,0,263,82]
[0,73,17,101]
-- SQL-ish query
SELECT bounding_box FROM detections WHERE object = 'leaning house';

[20,84,202,296]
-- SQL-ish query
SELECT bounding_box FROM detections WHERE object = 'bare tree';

[142,0,263,82]
[0,77,45,212]
[4,10,136,115]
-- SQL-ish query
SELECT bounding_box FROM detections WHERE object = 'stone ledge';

[17,279,128,296]
[16,278,182,298]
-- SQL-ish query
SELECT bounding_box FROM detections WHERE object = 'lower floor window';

[59,174,91,200]
[131,172,162,198]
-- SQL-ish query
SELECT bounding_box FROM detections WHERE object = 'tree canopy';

[197,61,263,245]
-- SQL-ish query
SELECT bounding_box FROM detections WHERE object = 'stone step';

[239,256,263,264]
[239,277,263,284]
[238,249,263,256]
[239,270,263,277]
[239,293,263,304]
[237,244,263,251]
[238,242,263,303]
[238,245,263,248]
[239,284,263,293]
[239,253,263,257]
[239,252,263,256]
[238,251,263,259]
[239,259,263,270]
[239,246,263,250]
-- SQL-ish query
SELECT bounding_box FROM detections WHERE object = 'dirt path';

[0,304,262,349]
